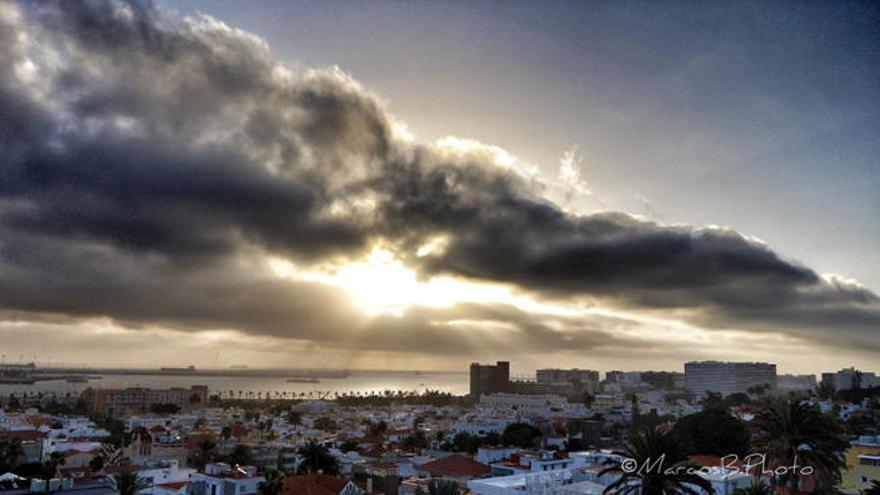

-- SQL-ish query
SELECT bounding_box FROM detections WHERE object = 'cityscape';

[1,1,879,495]
[0,360,879,495]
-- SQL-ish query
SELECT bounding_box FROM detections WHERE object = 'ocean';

[0,369,470,398]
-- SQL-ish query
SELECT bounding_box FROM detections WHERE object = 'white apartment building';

[777,374,817,392]
[822,368,879,392]
[480,393,587,417]
[684,361,777,397]
[188,463,264,495]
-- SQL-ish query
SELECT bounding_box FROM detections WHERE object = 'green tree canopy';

[671,407,750,457]
[502,423,542,449]
[600,426,714,495]
[296,441,339,475]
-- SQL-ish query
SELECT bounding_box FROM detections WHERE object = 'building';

[566,419,603,448]
[489,451,579,477]
[189,463,264,495]
[480,393,586,417]
[82,385,209,418]
[840,435,880,494]
[283,475,362,495]
[821,368,879,392]
[684,361,776,397]
[640,371,681,391]
[508,380,552,395]
[470,361,510,397]
[777,374,817,392]
[416,454,491,483]
[536,369,599,386]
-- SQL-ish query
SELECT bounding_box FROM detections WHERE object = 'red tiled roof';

[283,475,350,495]
[417,454,490,478]
[0,430,47,441]
[158,481,188,490]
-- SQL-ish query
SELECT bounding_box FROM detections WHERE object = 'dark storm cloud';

[0,0,877,353]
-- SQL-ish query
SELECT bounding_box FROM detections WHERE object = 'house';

[282,475,362,495]
[416,454,490,482]
[61,448,99,469]
[841,435,880,494]
[188,463,264,495]
[0,429,45,464]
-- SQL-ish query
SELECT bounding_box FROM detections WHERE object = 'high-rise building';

[536,368,599,385]
[821,368,879,392]
[640,371,682,391]
[777,374,817,392]
[684,361,776,397]
[469,361,510,397]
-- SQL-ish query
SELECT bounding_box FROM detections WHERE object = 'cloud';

[0,0,877,360]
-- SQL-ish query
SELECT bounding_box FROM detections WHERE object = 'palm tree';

[41,452,66,493]
[257,469,284,495]
[600,426,714,495]
[861,480,880,495]
[733,479,771,495]
[752,397,846,491]
[105,469,151,495]
[297,441,339,475]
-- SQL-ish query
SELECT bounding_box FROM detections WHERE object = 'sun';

[268,247,521,315]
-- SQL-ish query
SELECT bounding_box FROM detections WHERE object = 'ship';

[159,365,197,373]
[0,363,36,384]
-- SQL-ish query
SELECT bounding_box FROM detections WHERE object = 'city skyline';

[0,1,878,373]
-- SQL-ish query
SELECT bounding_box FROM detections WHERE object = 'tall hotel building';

[684,361,777,397]
[469,361,510,397]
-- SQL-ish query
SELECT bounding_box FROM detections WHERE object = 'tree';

[220,426,233,443]
[287,411,302,426]
[220,445,253,467]
[752,397,847,491]
[445,432,481,454]
[314,417,337,433]
[296,441,339,475]
[416,479,459,495]
[861,480,880,495]
[190,440,216,470]
[149,403,181,414]
[502,423,542,449]
[105,469,151,495]
[89,444,125,472]
[367,419,388,436]
[338,440,359,452]
[671,407,749,457]
[40,452,66,492]
[0,438,24,472]
[402,430,429,451]
[257,469,284,495]
[600,426,715,495]
[700,392,723,410]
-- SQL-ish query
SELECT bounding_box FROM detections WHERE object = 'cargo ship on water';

[159,365,197,373]
[0,363,36,384]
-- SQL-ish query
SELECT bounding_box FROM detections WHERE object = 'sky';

[0,0,877,374]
